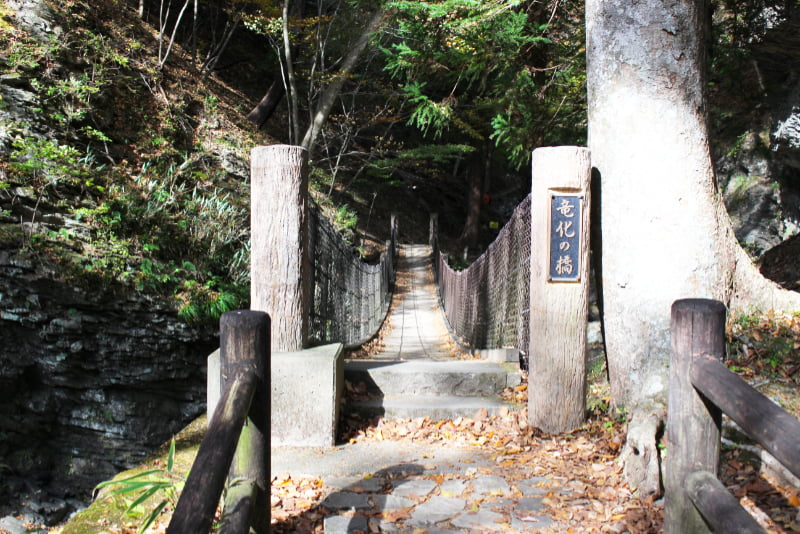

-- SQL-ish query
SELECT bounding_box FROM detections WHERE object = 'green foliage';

[381,0,586,170]
[10,137,83,181]
[8,137,106,195]
[447,254,470,271]
[80,155,250,323]
[707,1,795,144]
[16,146,249,326]
[16,26,134,137]
[402,81,453,139]
[396,144,476,164]
[334,204,359,233]
[1,30,49,72]
[94,439,184,534]
[586,394,610,416]
[177,278,243,324]
[0,0,255,330]
[203,93,219,112]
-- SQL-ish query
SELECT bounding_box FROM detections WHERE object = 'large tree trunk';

[586,0,800,496]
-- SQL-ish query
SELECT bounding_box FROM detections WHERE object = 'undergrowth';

[727,310,800,383]
[0,0,258,325]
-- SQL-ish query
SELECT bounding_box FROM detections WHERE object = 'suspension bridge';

[343,242,524,421]
[182,144,589,533]
[166,145,797,533]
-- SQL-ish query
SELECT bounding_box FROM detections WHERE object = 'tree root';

[620,402,666,498]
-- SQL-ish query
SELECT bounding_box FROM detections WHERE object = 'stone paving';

[320,468,560,533]
[273,245,569,533]
[273,440,570,533]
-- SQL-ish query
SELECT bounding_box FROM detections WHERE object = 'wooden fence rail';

[167,310,271,534]
[665,298,800,533]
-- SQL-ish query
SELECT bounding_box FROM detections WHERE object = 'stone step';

[344,395,522,420]
[344,360,520,398]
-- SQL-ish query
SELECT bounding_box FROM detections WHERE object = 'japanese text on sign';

[549,195,582,282]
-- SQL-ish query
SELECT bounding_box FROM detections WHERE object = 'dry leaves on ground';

[273,406,663,533]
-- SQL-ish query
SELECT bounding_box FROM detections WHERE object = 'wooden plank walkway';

[375,244,456,361]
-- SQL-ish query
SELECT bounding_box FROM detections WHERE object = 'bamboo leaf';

[126,485,166,514]
[167,438,176,472]
[95,469,164,489]
[138,500,168,534]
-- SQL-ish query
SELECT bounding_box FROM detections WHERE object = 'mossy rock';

[0,223,24,247]
[60,415,206,534]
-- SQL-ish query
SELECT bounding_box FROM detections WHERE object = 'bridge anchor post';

[528,146,591,434]
[250,144,310,352]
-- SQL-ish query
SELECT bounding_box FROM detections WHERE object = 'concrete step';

[344,360,520,398]
[344,395,522,420]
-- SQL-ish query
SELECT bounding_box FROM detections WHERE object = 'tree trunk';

[458,152,484,250]
[586,0,800,496]
[247,0,305,129]
[246,80,286,129]
[282,0,301,143]
[300,9,386,151]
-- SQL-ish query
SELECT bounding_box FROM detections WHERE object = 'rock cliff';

[0,191,216,523]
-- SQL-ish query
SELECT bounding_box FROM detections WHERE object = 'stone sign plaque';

[548,194,582,282]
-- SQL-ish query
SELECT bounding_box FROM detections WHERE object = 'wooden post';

[390,213,398,264]
[220,310,271,533]
[664,298,726,534]
[250,145,309,351]
[429,213,439,283]
[167,310,270,534]
[429,212,438,248]
[168,373,258,534]
[528,146,591,433]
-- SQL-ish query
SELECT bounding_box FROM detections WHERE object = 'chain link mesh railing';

[432,194,531,359]
[307,203,397,348]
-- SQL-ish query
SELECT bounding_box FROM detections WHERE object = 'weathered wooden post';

[250,145,310,351]
[664,298,726,534]
[220,310,271,533]
[429,212,438,248]
[168,310,270,534]
[528,146,591,433]
[429,213,439,284]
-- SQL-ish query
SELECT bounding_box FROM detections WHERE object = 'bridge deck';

[375,244,457,360]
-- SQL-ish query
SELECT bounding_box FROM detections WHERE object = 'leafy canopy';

[381,0,584,169]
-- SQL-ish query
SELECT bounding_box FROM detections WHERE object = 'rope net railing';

[432,194,531,358]
[307,203,397,348]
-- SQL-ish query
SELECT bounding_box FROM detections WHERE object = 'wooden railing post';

[168,310,270,534]
[219,310,271,533]
[429,212,438,248]
[664,298,726,534]
[528,146,591,433]
[250,145,309,351]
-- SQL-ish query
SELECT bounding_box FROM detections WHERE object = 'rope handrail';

[431,194,531,360]
[308,203,397,348]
